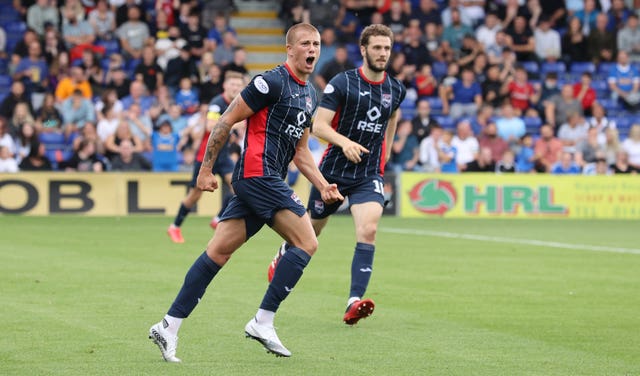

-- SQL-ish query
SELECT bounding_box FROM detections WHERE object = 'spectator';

[482,64,504,108]
[443,68,482,119]
[79,49,105,97]
[61,138,107,172]
[533,123,563,172]
[452,120,479,171]
[588,102,617,145]
[383,0,409,42]
[411,98,436,143]
[573,72,597,115]
[115,0,147,28]
[124,102,153,150]
[180,8,207,59]
[314,45,356,91]
[495,102,526,145]
[14,122,37,163]
[464,146,495,172]
[486,30,513,65]
[0,145,19,172]
[442,8,473,51]
[213,31,237,67]
[60,0,86,24]
[610,150,638,173]
[607,0,632,32]
[389,119,420,172]
[515,133,535,172]
[414,64,438,99]
[134,46,163,93]
[178,146,195,172]
[205,12,236,50]
[457,34,483,70]
[105,67,132,99]
[0,81,32,121]
[61,89,97,137]
[156,103,187,135]
[116,6,150,60]
[558,112,589,153]
[104,121,144,160]
[539,0,566,29]
[155,25,186,71]
[55,65,92,103]
[423,22,450,62]
[474,104,494,134]
[588,13,616,64]
[387,51,413,87]
[110,138,151,171]
[437,62,459,106]
[551,151,581,174]
[574,0,598,36]
[48,50,71,90]
[165,45,199,93]
[621,124,640,169]
[496,149,516,173]
[603,127,621,165]
[476,12,502,53]
[418,123,442,172]
[333,3,359,44]
[402,19,432,70]
[97,104,122,142]
[151,120,182,172]
[437,129,458,173]
[506,15,536,61]
[442,0,473,28]
[575,126,605,167]
[223,47,249,76]
[35,92,63,133]
[562,17,589,64]
[10,102,35,135]
[149,84,173,122]
[73,121,106,156]
[414,0,441,29]
[314,27,338,75]
[121,80,154,113]
[197,52,216,84]
[0,25,7,59]
[544,84,583,129]
[88,0,116,40]
[534,15,561,62]
[61,7,96,53]
[479,121,509,163]
[43,26,66,65]
[502,66,539,116]
[174,77,199,115]
[608,50,640,111]
[0,116,16,155]
[95,88,124,121]
[616,14,640,62]
[18,140,52,171]
[27,0,60,37]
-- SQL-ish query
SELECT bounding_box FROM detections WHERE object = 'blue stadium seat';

[520,61,539,75]
[0,74,11,89]
[426,97,443,115]
[615,117,633,130]
[0,58,7,74]
[39,132,66,150]
[569,62,596,75]
[540,61,566,74]
[399,97,415,113]
[598,62,616,75]
[2,21,26,34]
[96,39,121,56]
[524,117,542,134]
[431,61,448,79]
[599,98,620,113]
[434,115,455,130]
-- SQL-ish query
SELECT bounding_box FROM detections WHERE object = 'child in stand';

[438,129,458,173]
[152,120,185,172]
[174,77,199,115]
[516,133,535,173]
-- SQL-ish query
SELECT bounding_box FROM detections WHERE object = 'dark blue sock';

[167,251,221,318]
[173,203,191,227]
[350,242,375,298]
[260,246,311,312]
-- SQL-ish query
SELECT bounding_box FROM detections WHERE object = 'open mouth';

[306,57,315,65]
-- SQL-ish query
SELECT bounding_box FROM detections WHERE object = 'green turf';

[1,216,639,375]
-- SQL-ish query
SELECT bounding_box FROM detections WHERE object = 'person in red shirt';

[573,72,597,116]
[501,66,540,116]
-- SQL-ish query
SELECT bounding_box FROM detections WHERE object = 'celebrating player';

[267,24,406,325]
[148,23,343,361]
[167,71,246,243]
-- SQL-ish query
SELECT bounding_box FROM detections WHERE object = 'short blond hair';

[285,23,320,46]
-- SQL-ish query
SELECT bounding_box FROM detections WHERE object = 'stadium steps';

[232,0,285,76]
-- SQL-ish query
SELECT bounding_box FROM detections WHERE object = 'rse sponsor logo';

[285,124,304,139]
[357,121,383,133]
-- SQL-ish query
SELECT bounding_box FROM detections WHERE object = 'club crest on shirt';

[314,200,324,213]
[324,84,335,94]
[306,96,313,113]
[291,192,303,206]
[254,76,269,94]
[381,93,392,108]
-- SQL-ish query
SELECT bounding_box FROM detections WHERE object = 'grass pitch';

[1,216,639,375]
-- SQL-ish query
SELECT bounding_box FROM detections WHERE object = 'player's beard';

[365,51,388,73]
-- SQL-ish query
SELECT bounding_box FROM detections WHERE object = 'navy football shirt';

[318,67,406,179]
[235,63,318,181]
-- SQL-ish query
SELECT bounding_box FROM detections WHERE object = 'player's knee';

[293,237,318,256]
[358,223,378,243]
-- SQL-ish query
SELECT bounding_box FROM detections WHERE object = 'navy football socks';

[260,246,311,312]
[350,242,375,299]
[167,251,221,318]
[173,203,191,227]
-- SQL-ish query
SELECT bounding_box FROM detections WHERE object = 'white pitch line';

[380,227,640,255]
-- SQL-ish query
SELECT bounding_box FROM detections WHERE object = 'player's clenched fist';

[320,183,344,204]
[197,170,219,192]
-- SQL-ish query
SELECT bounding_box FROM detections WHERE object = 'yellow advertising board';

[0,172,311,216]
[400,173,640,219]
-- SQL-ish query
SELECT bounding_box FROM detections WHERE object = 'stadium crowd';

[0,0,640,175]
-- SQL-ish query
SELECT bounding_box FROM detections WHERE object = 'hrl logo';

[409,179,457,215]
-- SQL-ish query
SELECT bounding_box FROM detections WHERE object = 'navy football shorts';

[219,176,307,239]
[308,174,385,219]
[189,158,236,188]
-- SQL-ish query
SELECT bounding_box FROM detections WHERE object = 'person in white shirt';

[452,120,479,171]
[419,123,443,172]
[0,145,19,172]
[534,16,562,61]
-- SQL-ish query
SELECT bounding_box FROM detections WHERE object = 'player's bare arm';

[384,109,401,163]
[293,128,344,204]
[312,107,369,163]
[198,97,254,192]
